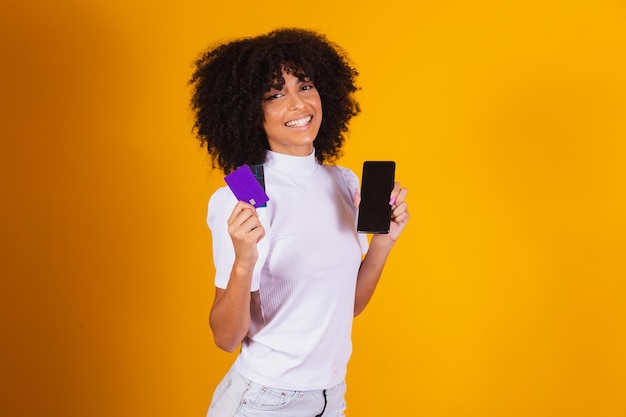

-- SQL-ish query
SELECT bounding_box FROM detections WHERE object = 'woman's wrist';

[232,258,256,278]
[369,233,396,251]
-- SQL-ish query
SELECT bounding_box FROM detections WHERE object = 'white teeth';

[285,116,312,127]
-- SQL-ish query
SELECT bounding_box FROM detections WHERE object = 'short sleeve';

[207,186,269,291]
[337,167,369,254]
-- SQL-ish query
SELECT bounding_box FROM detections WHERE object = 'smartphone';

[224,164,269,208]
[357,161,396,234]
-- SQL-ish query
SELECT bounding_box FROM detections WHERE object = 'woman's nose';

[287,93,305,110]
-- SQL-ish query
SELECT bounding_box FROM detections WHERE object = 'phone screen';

[357,161,396,234]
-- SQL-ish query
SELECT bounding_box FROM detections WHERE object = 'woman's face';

[261,71,322,156]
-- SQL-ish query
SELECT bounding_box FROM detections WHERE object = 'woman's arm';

[354,183,409,316]
[209,201,265,352]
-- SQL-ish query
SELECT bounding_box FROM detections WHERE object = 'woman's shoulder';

[320,163,357,176]
[209,185,235,204]
[208,186,237,216]
[321,164,360,195]
[335,165,359,188]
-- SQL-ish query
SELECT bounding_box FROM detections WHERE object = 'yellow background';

[1,0,625,416]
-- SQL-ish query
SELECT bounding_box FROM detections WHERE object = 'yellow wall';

[1,1,625,416]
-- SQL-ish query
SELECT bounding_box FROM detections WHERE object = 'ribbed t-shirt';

[207,150,368,390]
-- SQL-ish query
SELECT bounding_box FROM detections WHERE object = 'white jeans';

[207,365,347,417]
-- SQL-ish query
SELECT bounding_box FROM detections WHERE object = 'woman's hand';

[227,201,266,266]
[387,182,409,241]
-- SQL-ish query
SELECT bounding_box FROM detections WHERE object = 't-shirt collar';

[264,149,319,175]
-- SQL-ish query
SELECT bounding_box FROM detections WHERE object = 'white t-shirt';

[207,150,368,390]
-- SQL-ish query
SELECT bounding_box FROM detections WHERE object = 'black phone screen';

[357,161,396,234]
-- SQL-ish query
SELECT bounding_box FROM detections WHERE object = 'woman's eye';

[301,84,315,91]
[264,93,283,101]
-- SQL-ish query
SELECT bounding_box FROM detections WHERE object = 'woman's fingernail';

[389,195,397,205]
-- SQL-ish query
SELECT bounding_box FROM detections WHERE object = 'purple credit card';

[224,164,269,208]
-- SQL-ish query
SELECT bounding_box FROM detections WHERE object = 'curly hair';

[190,28,360,174]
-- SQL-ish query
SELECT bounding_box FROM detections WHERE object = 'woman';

[190,28,409,417]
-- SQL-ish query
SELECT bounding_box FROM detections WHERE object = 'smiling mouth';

[285,116,312,127]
